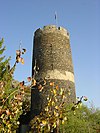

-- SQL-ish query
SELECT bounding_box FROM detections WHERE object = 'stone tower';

[32,25,76,112]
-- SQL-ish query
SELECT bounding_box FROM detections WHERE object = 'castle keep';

[19,25,76,132]
[32,25,76,108]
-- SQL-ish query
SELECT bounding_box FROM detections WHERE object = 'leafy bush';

[60,104,100,133]
[0,39,27,132]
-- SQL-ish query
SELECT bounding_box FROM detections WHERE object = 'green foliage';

[0,39,26,132]
[0,38,10,80]
[60,105,100,133]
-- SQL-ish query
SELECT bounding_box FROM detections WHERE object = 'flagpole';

[55,11,58,27]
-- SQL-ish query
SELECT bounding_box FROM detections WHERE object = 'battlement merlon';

[34,25,70,39]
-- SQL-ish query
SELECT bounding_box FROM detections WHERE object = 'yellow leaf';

[53,122,56,128]
[21,58,24,64]
[54,111,59,117]
[32,79,36,86]
[48,124,50,131]
[42,120,47,125]
[55,98,58,102]
[60,114,63,119]
[16,56,21,63]
[52,101,55,106]
[53,89,56,95]
[60,88,63,95]
[62,120,65,124]
[64,117,67,121]
[54,110,56,115]
[45,107,49,111]
[55,106,59,110]
[68,89,71,95]
[62,95,66,99]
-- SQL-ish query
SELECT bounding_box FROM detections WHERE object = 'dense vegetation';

[0,39,28,132]
[0,39,100,133]
[60,104,100,133]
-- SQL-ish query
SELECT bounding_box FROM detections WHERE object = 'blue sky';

[0,0,100,108]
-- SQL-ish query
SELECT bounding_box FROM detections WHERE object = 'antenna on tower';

[54,11,58,27]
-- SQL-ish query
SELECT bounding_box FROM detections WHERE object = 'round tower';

[32,25,76,108]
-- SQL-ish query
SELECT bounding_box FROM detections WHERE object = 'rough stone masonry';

[32,25,76,113]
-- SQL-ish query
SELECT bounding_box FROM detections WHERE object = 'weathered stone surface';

[32,25,76,111]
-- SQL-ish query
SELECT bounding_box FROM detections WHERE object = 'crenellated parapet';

[34,25,70,39]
